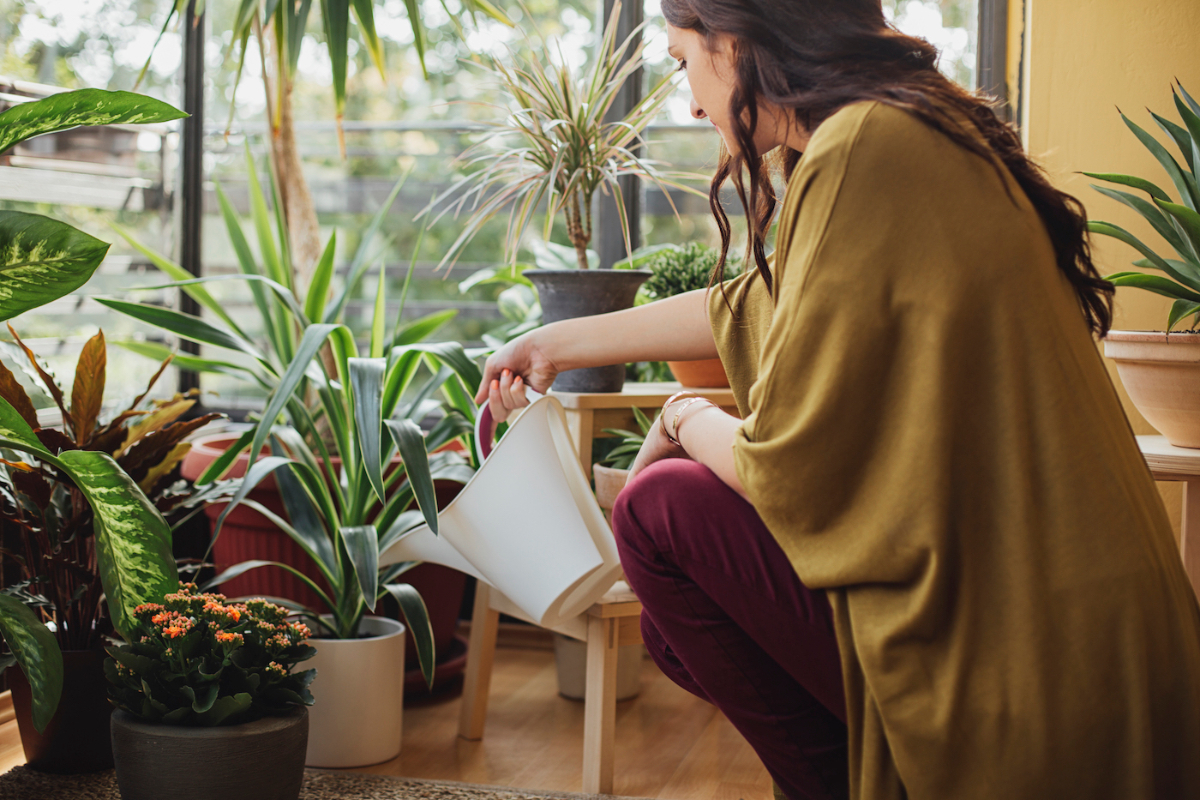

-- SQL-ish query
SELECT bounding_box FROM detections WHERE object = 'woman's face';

[665,24,807,155]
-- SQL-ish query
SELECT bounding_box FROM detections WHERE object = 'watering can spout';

[379,394,622,630]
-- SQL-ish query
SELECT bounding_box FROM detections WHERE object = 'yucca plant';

[1087,81,1200,331]
[100,153,483,685]
[424,1,702,272]
[143,0,510,283]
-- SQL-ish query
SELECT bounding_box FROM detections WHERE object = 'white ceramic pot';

[1104,331,1200,448]
[304,616,406,768]
[552,634,643,701]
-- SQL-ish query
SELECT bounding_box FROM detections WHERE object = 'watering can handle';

[474,384,545,463]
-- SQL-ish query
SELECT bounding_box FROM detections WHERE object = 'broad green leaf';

[322,0,351,120]
[96,298,272,373]
[350,0,387,76]
[0,211,109,322]
[1169,299,1200,331]
[0,394,50,453]
[245,325,354,494]
[59,449,177,639]
[304,232,337,323]
[0,88,185,153]
[0,594,62,733]
[1121,112,1200,210]
[240,496,339,591]
[1104,271,1200,303]
[109,221,245,336]
[457,262,535,293]
[325,173,407,323]
[385,418,438,534]
[1081,172,1171,202]
[349,358,387,504]
[0,357,38,430]
[195,692,252,727]
[383,582,435,687]
[1088,221,1200,291]
[370,265,387,359]
[392,310,458,348]
[342,525,379,612]
[1155,199,1200,262]
[1089,184,1189,257]
[1151,111,1197,174]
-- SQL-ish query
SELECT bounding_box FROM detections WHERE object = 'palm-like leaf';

[1090,82,1200,330]
[422,1,705,272]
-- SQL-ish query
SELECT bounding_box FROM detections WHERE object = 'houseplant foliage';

[424,1,700,272]
[144,0,510,283]
[104,156,483,684]
[0,326,221,737]
[1087,80,1200,330]
[106,584,315,726]
[638,242,742,303]
[598,407,655,471]
[0,88,186,322]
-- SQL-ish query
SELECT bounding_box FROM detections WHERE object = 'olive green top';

[709,101,1200,799]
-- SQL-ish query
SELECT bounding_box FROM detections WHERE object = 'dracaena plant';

[0,89,186,323]
[101,153,484,685]
[1087,81,1200,331]
[423,0,704,272]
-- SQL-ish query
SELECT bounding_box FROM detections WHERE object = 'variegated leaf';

[0,594,62,733]
[0,88,186,154]
[56,450,177,640]
[0,211,109,323]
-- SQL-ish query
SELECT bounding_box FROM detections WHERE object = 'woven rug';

[0,767,638,800]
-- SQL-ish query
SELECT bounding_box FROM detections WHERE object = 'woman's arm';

[627,396,746,499]
[475,288,716,402]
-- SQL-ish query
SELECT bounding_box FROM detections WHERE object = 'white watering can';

[378,390,622,630]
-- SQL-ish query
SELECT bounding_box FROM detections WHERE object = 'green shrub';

[641,243,742,301]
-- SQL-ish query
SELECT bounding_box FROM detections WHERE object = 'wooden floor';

[0,639,771,800]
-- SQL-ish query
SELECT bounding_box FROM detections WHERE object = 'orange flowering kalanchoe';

[107,583,317,727]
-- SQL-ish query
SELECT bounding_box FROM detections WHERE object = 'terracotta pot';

[593,464,630,512]
[526,269,651,393]
[1104,331,1200,448]
[305,616,406,767]
[181,433,330,608]
[111,707,307,800]
[9,648,112,773]
[667,357,729,388]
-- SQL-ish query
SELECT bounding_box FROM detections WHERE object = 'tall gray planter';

[526,269,651,393]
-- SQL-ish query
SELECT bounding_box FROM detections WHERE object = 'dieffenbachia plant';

[0,88,186,322]
[0,394,178,731]
[1087,80,1200,331]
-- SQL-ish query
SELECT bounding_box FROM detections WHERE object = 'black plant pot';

[111,707,308,800]
[526,269,651,393]
[9,648,113,773]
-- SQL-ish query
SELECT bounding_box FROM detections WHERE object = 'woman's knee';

[612,459,727,550]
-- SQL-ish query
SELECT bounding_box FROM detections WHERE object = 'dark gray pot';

[526,269,651,393]
[111,707,308,800]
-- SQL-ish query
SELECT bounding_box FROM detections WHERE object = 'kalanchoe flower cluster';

[105,584,316,727]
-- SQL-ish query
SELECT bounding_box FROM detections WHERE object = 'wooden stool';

[458,580,643,794]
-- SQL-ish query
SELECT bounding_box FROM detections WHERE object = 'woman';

[477,2,1200,798]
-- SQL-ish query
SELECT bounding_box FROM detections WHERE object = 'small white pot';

[305,616,406,768]
[553,634,643,701]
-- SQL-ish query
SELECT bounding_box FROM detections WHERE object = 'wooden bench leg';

[458,582,500,741]
[582,615,617,794]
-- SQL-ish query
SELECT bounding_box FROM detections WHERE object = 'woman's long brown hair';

[662,0,1114,336]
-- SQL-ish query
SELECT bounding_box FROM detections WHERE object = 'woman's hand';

[486,368,531,440]
[627,416,688,483]
[475,330,560,405]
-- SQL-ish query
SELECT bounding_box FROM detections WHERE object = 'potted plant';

[594,407,656,512]
[638,242,742,388]
[1089,81,1200,447]
[104,154,485,762]
[0,87,189,773]
[0,325,226,772]
[106,584,314,800]
[423,2,703,392]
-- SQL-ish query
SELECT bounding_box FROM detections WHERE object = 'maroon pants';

[612,459,849,800]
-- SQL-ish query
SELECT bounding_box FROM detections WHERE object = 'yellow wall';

[1021,0,1200,534]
